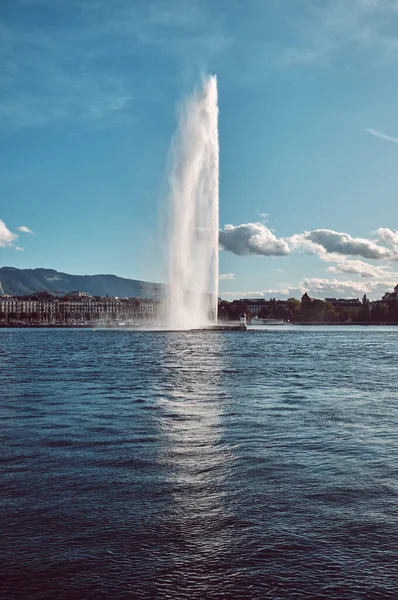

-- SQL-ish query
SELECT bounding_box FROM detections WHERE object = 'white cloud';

[220,277,398,301]
[15,246,24,251]
[219,273,235,280]
[301,277,395,298]
[220,223,398,264]
[289,228,392,259]
[219,222,290,257]
[377,227,398,248]
[0,219,18,247]
[221,288,296,300]
[288,232,326,256]
[327,259,396,278]
[217,221,398,300]
[17,225,33,233]
[364,128,398,144]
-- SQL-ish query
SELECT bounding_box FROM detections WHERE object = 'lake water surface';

[1,327,398,599]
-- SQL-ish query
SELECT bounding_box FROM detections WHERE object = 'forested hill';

[0,267,164,298]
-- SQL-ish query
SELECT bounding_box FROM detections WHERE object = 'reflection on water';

[153,333,235,591]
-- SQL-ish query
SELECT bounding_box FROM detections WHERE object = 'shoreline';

[1,321,398,329]
[289,321,398,326]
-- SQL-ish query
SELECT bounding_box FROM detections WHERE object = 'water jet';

[165,75,219,330]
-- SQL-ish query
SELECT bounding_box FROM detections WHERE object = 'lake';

[1,327,397,599]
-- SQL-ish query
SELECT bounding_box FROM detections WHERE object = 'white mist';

[166,75,219,330]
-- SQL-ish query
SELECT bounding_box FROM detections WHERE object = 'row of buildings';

[230,284,398,316]
[226,296,363,316]
[0,291,159,325]
[220,283,398,323]
[2,283,398,325]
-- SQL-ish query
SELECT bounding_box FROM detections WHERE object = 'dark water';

[1,328,398,600]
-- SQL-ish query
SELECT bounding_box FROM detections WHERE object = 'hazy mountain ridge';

[0,267,163,298]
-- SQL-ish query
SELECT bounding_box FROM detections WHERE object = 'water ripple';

[1,328,397,599]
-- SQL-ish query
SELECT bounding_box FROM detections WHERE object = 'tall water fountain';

[165,75,219,330]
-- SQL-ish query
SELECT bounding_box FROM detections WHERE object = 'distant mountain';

[0,267,165,298]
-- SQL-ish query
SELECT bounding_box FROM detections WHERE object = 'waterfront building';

[324,298,362,310]
[0,292,159,325]
[240,299,269,315]
[230,298,289,316]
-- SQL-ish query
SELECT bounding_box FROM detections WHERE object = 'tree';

[355,296,370,322]
[371,302,389,323]
[323,303,338,322]
[336,308,351,322]
[286,298,301,322]
[300,294,315,321]
[268,298,277,318]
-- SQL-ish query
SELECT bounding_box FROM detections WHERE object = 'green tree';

[322,303,338,322]
[371,302,389,323]
[355,296,370,322]
[286,298,301,322]
[268,298,277,318]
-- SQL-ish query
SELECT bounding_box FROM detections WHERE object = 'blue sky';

[2,0,398,299]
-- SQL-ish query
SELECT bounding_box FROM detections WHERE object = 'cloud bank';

[377,227,398,249]
[220,223,398,262]
[327,259,396,278]
[219,222,290,257]
[289,229,392,259]
[218,221,398,300]
[221,277,397,301]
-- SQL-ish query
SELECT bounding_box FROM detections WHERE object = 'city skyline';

[1,0,398,300]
